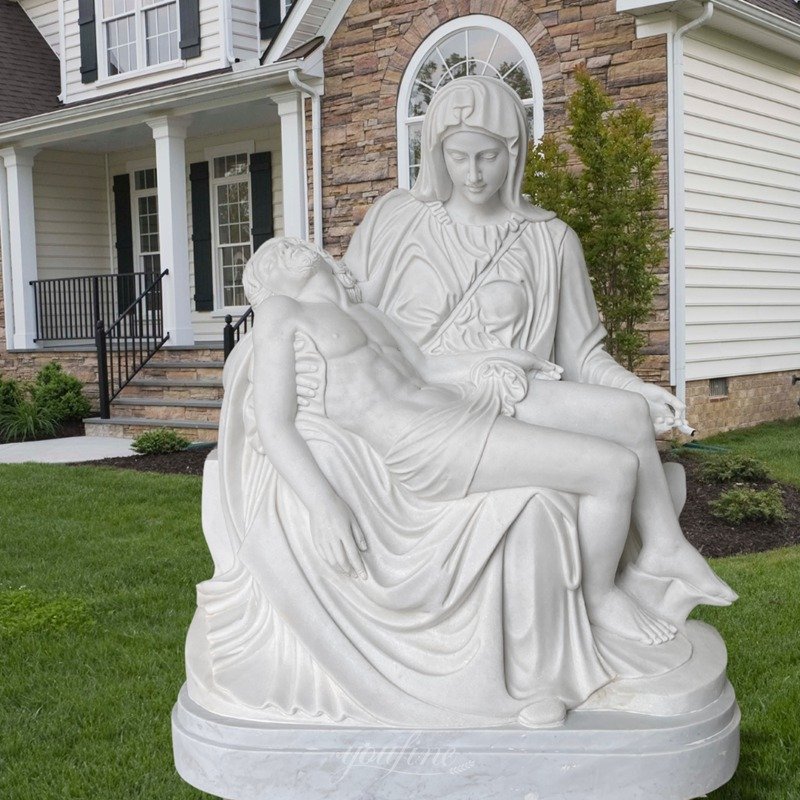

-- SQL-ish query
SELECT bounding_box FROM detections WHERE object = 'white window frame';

[396,15,545,190]
[205,141,256,313]
[96,0,183,84]
[130,164,160,277]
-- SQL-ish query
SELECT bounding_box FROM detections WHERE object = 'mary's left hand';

[631,382,692,436]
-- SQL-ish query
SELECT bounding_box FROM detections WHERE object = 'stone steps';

[85,347,227,443]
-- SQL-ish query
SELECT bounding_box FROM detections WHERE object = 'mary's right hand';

[310,498,368,580]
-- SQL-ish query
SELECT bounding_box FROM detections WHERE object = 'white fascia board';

[264,0,353,64]
[0,61,306,149]
[619,0,800,52]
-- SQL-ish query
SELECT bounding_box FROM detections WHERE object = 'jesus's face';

[442,129,509,208]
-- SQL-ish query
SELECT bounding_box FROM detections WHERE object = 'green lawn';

[693,417,800,488]
[0,464,213,800]
[1,459,798,799]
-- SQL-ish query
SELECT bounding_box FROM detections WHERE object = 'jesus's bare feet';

[585,587,677,645]
[636,540,737,605]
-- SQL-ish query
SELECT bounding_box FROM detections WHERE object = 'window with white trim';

[397,16,545,189]
[212,154,252,307]
[132,168,160,277]
[102,0,179,77]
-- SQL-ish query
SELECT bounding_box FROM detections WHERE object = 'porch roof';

[0,57,318,150]
[0,0,61,124]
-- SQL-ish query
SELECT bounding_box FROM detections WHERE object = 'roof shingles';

[0,0,61,124]
[744,0,800,25]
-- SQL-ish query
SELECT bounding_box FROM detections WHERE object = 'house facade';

[0,0,798,439]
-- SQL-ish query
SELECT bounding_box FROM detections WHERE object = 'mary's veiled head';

[410,76,552,221]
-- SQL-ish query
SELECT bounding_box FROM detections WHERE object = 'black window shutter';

[178,0,201,59]
[190,161,214,312]
[260,0,282,40]
[112,174,135,314]
[113,174,134,275]
[250,152,275,252]
[78,0,98,84]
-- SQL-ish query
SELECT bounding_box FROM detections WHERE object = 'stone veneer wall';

[319,0,671,384]
[686,371,800,438]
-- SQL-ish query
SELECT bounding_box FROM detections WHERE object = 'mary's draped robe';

[186,191,690,729]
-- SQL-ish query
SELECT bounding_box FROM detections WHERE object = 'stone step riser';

[139,367,224,382]
[120,385,224,402]
[111,405,221,423]
[147,348,225,365]
[85,420,217,443]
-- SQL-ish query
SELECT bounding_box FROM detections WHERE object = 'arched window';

[397,15,545,189]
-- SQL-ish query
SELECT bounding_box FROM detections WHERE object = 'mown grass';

[695,547,800,799]
[0,461,798,798]
[696,417,800,488]
[0,464,213,800]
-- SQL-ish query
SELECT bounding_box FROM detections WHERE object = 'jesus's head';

[243,237,361,306]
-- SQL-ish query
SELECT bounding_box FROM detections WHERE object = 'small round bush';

[131,429,191,455]
[0,400,57,443]
[698,453,770,484]
[31,362,91,425]
[0,376,22,413]
[709,485,788,526]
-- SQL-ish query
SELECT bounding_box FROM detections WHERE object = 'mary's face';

[442,129,509,207]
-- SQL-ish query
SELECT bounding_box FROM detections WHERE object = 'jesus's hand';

[310,498,368,580]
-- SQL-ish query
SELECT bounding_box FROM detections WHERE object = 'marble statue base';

[173,621,740,800]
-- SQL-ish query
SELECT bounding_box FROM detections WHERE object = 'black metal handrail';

[223,306,254,360]
[30,273,154,342]
[96,269,169,418]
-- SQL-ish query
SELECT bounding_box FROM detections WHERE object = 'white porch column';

[0,161,14,349]
[275,91,309,239]
[0,147,39,350]
[147,116,194,347]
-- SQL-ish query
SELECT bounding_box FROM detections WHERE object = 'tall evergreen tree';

[523,69,668,371]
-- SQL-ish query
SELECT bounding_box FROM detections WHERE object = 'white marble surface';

[174,74,741,795]
[173,677,740,800]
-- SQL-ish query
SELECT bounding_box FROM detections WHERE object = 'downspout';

[221,0,236,66]
[58,0,67,103]
[288,69,323,250]
[669,1,714,403]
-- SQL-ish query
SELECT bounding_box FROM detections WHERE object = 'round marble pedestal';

[172,681,739,800]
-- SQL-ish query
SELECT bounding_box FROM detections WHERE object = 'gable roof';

[263,0,350,64]
[0,0,61,124]
[744,0,800,24]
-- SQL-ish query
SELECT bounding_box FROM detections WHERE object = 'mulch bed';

[72,445,215,476]
[672,455,800,559]
[70,444,799,558]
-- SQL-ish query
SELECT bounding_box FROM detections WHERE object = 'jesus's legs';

[512,380,736,604]
[470,417,676,645]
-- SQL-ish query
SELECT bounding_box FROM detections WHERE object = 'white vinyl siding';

[682,29,800,382]
[62,0,224,104]
[231,0,259,61]
[32,150,111,281]
[107,124,283,342]
[19,0,61,55]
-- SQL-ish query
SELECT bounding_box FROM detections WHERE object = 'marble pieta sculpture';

[174,77,740,800]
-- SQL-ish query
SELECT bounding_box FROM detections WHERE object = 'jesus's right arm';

[252,296,368,579]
